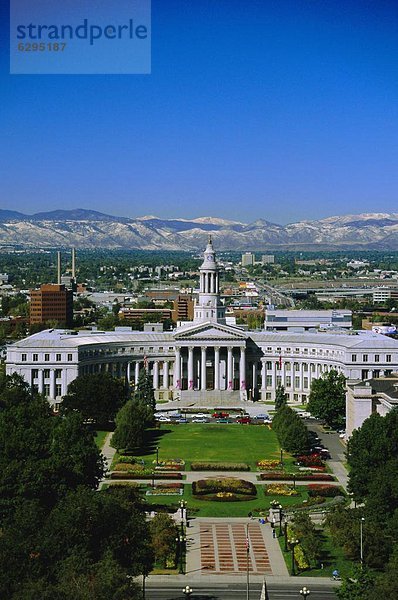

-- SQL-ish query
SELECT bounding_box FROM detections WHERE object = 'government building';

[6,239,398,415]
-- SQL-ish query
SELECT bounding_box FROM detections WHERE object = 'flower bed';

[307,484,343,498]
[264,484,298,496]
[146,486,183,496]
[260,472,333,481]
[154,464,182,471]
[114,463,147,472]
[191,462,250,471]
[257,459,280,470]
[193,478,256,497]
[111,471,183,480]
[296,455,325,468]
[118,456,145,465]
[153,459,185,468]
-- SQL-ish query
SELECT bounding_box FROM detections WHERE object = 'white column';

[38,369,44,394]
[227,346,233,390]
[126,362,131,382]
[135,361,140,383]
[261,359,266,390]
[299,362,304,393]
[272,361,277,392]
[201,347,207,391]
[163,361,169,389]
[214,346,220,390]
[239,347,246,390]
[188,347,194,389]
[153,361,159,390]
[174,347,181,389]
[252,362,257,392]
[49,369,56,399]
[61,369,68,396]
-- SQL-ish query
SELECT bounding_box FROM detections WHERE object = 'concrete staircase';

[178,390,243,406]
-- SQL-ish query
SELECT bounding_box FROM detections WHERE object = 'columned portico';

[200,347,207,391]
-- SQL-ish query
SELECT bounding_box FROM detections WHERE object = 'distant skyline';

[1,1,397,225]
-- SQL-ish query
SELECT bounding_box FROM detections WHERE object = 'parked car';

[253,414,269,420]
[236,416,251,424]
[192,417,207,423]
[212,411,229,418]
[157,416,171,422]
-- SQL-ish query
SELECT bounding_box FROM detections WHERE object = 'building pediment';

[174,321,247,341]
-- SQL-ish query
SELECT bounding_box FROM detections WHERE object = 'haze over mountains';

[1,209,398,251]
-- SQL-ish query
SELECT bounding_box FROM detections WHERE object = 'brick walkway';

[199,522,272,575]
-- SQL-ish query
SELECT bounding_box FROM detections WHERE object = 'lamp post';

[182,585,192,598]
[180,499,187,520]
[284,520,288,552]
[299,586,311,598]
[156,445,159,465]
[289,538,299,576]
[278,504,283,537]
[360,517,365,567]
[176,534,186,574]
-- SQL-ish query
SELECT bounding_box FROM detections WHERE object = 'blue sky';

[1,0,397,224]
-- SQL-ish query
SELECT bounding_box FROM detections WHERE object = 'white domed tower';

[194,236,226,324]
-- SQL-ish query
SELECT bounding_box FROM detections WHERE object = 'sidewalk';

[99,432,117,488]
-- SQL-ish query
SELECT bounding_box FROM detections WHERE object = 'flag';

[278,353,282,369]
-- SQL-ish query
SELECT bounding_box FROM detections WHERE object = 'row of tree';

[0,374,154,598]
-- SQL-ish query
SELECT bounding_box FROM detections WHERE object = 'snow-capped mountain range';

[1,209,398,251]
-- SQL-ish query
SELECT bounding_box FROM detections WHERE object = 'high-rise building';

[172,294,194,322]
[241,252,254,267]
[30,284,73,327]
[261,254,275,265]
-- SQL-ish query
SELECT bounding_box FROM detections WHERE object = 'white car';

[157,416,171,422]
[192,417,207,423]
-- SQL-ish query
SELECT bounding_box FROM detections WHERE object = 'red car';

[212,411,229,418]
[237,416,251,424]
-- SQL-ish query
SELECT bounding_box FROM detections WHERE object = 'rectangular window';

[22,353,27,362]
[276,376,282,386]
[363,354,368,362]
[352,354,357,362]
[303,363,308,372]
[56,384,62,397]
[33,354,38,362]
[285,362,291,371]
[286,376,291,387]
[294,376,300,388]
[266,375,272,387]
[55,369,62,378]
[44,353,50,362]
[32,369,38,379]
[67,354,73,362]
[294,393,299,401]
[311,364,315,372]
[266,361,272,370]
[54,402,61,412]
[304,377,309,389]
[44,369,50,378]
[386,355,392,363]
[56,353,62,361]
[266,392,272,400]
[375,354,380,363]
[44,384,50,396]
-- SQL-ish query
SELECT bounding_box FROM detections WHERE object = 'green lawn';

[95,430,108,450]
[134,424,291,470]
[143,484,310,518]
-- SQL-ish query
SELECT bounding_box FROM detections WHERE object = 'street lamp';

[180,499,187,520]
[360,517,365,567]
[270,501,283,536]
[288,538,299,576]
[176,534,186,574]
[156,445,159,465]
[300,587,311,598]
[284,519,288,552]
[182,585,192,598]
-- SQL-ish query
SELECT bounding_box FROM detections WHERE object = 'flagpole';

[246,522,250,600]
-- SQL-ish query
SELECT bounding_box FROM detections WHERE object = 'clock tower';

[194,236,226,323]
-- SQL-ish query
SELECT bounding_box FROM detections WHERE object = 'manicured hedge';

[259,472,334,481]
[191,462,250,471]
[192,478,256,496]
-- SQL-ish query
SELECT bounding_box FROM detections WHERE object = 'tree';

[337,565,374,600]
[291,512,321,565]
[149,513,178,568]
[62,373,128,424]
[366,548,398,599]
[134,368,156,413]
[275,384,288,411]
[272,405,309,455]
[307,369,346,428]
[111,398,152,451]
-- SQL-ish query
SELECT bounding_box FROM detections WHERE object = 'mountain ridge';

[0,209,398,250]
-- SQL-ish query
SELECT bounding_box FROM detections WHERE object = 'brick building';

[30,284,73,328]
